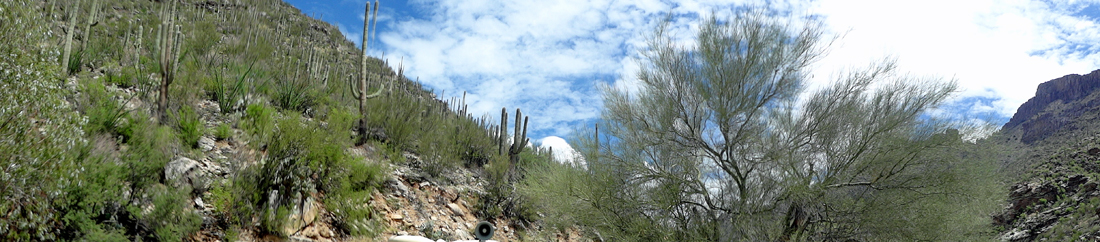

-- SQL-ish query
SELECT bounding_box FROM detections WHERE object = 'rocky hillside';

[0,0,578,241]
[994,69,1100,241]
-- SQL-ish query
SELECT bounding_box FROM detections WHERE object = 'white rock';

[447,203,464,216]
[199,136,216,152]
[165,157,201,189]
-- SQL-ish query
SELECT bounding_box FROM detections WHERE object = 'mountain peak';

[1002,69,1100,143]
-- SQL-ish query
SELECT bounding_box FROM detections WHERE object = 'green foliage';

[271,73,321,114]
[138,185,202,242]
[188,20,220,57]
[519,9,997,242]
[58,140,130,241]
[325,156,388,237]
[0,2,88,239]
[215,123,233,141]
[176,105,204,149]
[104,66,137,88]
[231,109,390,236]
[208,62,256,113]
[82,77,129,135]
[67,49,85,74]
[242,103,276,145]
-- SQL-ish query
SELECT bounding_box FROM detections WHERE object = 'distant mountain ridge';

[1002,69,1100,144]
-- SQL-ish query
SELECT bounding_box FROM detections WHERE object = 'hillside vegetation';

[0,0,557,240]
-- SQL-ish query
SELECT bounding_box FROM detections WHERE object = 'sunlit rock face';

[1003,69,1100,144]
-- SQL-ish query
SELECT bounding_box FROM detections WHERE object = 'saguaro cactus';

[155,1,183,122]
[497,108,529,164]
[61,0,82,75]
[509,108,529,164]
[80,0,100,53]
[352,0,399,144]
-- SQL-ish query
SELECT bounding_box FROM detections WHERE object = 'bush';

[271,75,320,114]
[67,49,84,75]
[121,112,177,191]
[82,77,129,136]
[215,123,233,141]
[0,2,88,240]
[58,143,130,241]
[176,105,204,149]
[208,62,254,113]
[134,185,202,242]
[325,157,388,237]
[242,103,277,145]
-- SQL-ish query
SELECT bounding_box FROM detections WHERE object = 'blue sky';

[284,0,1100,161]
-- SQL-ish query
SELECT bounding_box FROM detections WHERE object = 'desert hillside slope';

[0,0,571,241]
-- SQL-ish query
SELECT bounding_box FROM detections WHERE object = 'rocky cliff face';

[995,69,1100,241]
[1003,69,1100,144]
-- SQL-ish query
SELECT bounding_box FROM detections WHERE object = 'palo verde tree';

[522,8,998,241]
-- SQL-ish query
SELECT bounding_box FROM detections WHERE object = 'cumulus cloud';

[810,0,1100,120]
[539,136,583,167]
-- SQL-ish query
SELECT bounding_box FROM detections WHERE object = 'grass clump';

[215,123,233,141]
[175,105,204,149]
[81,77,129,136]
[242,103,277,145]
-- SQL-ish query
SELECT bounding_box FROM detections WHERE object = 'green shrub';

[208,62,255,113]
[271,74,319,114]
[215,123,233,141]
[82,78,129,135]
[59,143,130,241]
[242,103,276,145]
[67,49,84,74]
[136,185,202,242]
[325,157,388,236]
[117,110,178,190]
[176,105,204,149]
[0,2,88,239]
[187,20,220,57]
[104,67,136,88]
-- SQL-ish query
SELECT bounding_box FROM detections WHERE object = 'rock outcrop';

[995,69,1100,241]
[1003,69,1100,143]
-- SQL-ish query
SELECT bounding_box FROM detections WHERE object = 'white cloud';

[809,0,1100,118]
[539,136,583,167]
[361,0,1100,141]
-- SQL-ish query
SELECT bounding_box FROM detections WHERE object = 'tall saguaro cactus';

[155,1,183,123]
[80,0,100,54]
[61,0,82,75]
[497,108,529,164]
[352,0,398,144]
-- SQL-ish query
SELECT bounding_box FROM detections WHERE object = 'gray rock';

[198,136,216,152]
[165,157,202,189]
[999,228,1029,242]
[387,178,411,197]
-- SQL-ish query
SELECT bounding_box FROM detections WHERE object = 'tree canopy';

[522,8,1001,241]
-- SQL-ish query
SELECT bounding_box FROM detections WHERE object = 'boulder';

[198,136,216,152]
[165,157,202,190]
[447,203,464,216]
